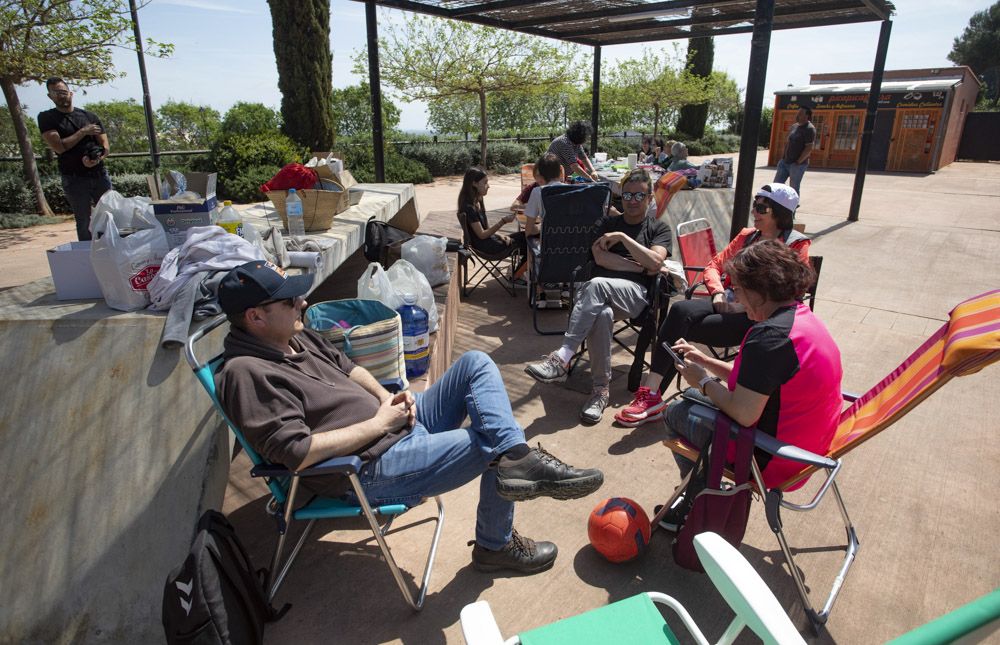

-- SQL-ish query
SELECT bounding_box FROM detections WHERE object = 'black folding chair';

[457,211,523,298]
[529,183,610,335]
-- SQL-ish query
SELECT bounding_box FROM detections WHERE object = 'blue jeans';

[663,389,718,477]
[348,351,524,550]
[774,159,808,197]
[61,169,112,241]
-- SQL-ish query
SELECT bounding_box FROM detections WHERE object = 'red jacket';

[703,228,811,296]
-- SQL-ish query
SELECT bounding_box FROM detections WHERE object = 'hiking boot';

[618,387,667,422]
[654,494,688,532]
[496,443,604,501]
[524,352,568,383]
[580,388,610,424]
[469,529,557,574]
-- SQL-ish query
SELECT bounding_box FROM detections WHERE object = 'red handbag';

[672,415,754,572]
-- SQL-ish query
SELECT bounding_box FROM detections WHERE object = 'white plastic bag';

[402,235,450,287]
[357,262,403,311]
[386,259,439,333]
[90,207,170,311]
[90,190,155,235]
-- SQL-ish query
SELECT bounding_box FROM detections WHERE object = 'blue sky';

[16,0,993,134]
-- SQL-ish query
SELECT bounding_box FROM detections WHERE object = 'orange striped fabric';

[653,171,688,219]
[829,289,1000,458]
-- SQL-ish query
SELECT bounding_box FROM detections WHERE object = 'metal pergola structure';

[353,0,895,234]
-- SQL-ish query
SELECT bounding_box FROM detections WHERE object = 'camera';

[83,144,105,161]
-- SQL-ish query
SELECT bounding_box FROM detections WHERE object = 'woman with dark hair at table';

[655,240,842,528]
[639,135,656,163]
[616,183,810,426]
[457,167,526,271]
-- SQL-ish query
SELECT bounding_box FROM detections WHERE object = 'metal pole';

[366,0,385,182]
[591,45,601,155]
[129,0,160,188]
[730,0,775,241]
[848,20,892,222]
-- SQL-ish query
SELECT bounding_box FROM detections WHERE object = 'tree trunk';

[1,77,54,217]
[677,36,714,139]
[267,0,335,151]
[653,104,660,141]
[478,90,488,167]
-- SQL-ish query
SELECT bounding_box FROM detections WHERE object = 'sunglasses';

[752,200,770,214]
[621,191,648,202]
[256,297,296,309]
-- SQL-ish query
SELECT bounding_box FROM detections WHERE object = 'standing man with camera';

[37,77,112,241]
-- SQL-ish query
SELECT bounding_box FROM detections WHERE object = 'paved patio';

[222,152,999,644]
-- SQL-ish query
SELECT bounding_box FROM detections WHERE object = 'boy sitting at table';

[523,153,565,306]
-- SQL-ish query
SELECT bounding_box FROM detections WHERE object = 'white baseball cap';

[755,183,799,213]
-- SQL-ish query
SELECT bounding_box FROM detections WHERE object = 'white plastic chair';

[460,532,805,645]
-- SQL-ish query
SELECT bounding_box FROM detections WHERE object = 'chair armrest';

[459,601,507,645]
[687,405,837,470]
[250,455,364,479]
[684,278,708,300]
[841,390,861,403]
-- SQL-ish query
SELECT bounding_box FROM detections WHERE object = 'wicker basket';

[266,182,348,232]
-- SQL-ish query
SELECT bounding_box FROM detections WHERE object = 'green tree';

[948,2,1000,107]
[329,82,400,139]
[704,71,742,130]
[266,0,335,151]
[427,95,479,138]
[81,99,148,152]
[605,46,709,140]
[156,100,220,150]
[220,102,282,137]
[0,0,170,215]
[676,37,715,138]
[360,15,579,165]
[0,103,42,156]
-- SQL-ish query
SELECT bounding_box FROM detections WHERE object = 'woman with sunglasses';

[615,183,810,427]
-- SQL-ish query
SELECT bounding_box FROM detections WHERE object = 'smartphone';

[661,341,687,368]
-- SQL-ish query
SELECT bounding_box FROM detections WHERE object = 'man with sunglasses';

[37,77,112,241]
[214,261,605,575]
[524,168,671,424]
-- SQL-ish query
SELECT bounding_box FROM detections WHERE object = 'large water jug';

[397,293,429,378]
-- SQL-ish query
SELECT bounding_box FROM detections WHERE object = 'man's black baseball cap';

[218,261,313,316]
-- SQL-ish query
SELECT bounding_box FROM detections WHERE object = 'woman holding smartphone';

[616,183,811,427]
[659,241,842,528]
[457,167,526,273]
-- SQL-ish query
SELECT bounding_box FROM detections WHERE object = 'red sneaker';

[616,387,666,425]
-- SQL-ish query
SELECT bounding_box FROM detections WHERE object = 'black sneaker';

[496,444,604,501]
[469,529,558,574]
[654,494,688,532]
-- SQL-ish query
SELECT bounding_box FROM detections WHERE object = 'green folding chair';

[459,531,805,645]
[185,315,444,609]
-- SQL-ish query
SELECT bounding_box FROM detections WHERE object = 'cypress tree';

[676,37,714,139]
[267,0,335,151]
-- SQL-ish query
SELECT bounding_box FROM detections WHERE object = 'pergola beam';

[848,19,892,221]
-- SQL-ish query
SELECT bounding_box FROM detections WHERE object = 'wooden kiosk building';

[769,67,981,173]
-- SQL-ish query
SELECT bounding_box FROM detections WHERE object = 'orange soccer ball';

[588,497,651,563]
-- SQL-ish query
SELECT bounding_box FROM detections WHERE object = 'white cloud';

[155,0,256,15]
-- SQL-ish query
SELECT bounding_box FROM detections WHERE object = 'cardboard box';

[154,204,216,248]
[316,164,357,191]
[147,171,218,200]
[46,241,103,300]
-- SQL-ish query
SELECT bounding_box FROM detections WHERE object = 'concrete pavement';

[225,153,999,644]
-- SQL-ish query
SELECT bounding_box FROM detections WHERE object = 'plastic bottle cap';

[224,200,232,206]
[401,293,417,305]
[289,188,296,194]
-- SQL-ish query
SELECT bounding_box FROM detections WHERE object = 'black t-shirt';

[782,121,816,164]
[37,108,106,176]
[462,204,510,257]
[592,214,671,287]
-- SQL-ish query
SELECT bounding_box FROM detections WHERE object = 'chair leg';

[753,462,860,633]
[348,473,445,611]
[266,475,316,602]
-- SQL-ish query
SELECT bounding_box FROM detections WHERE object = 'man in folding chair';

[523,168,671,424]
[214,261,605,574]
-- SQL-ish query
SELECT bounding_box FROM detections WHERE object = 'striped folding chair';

[659,290,1000,633]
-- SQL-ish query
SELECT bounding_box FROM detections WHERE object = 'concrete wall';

[0,280,228,643]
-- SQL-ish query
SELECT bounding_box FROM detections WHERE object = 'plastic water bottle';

[398,293,430,378]
[286,188,305,240]
[217,200,243,238]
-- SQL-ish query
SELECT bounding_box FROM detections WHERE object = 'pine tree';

[676,37,715,138]
[267,0,335,151]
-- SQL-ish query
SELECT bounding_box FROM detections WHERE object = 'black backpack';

[162,510,288,644]
[364,215,413,265]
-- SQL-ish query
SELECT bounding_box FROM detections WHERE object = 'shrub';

[221,165,281,204]
[345,147,433,184]
[0,212,66,229]
[41,175,71,214]
[211,132,305,182]
[397,144,475,176]
[597,136,634,159]
[111,173,155,199]
[0,172,33,213]
[485,142,530,168]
